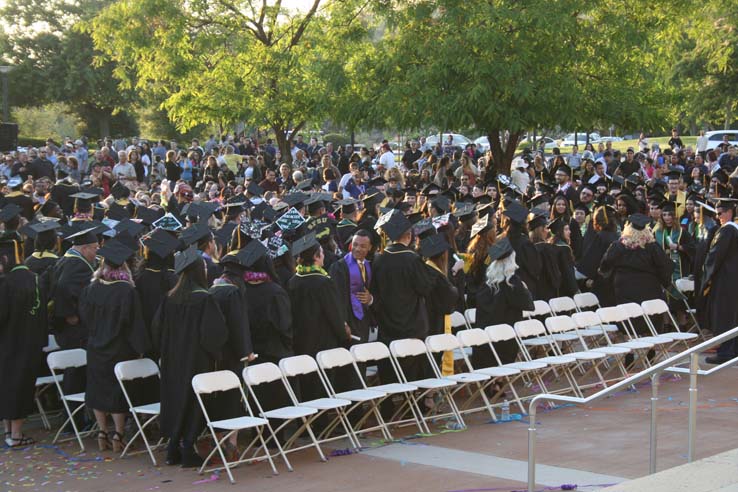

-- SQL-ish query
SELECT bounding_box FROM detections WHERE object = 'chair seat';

[373,382,418,394]
[506,361,547,371]
[567,351,607,360]
[452,347,473,360]
[210,416,268,431]
[577,328,608,337]
[36,374,63,386]
[410,378,457,389]
[536,356,576,365]
[132,403,160,415]
[445,372,489,383]
[687,308,697,314]
[523,337,552,346]
[617,341,653,349]
[262,405,317,420]
[474,366,521,377]
[551,333,580,342]
[663,332,699,341]
[637,336,673,345]
[64,392,85,403]
[334,389,386,402]
[591,346,631,355]
[300,397,352,410]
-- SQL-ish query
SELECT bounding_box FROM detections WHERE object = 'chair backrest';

[545,315,576,334]
[47,348,86,371]
[389,338,428,358]
[485,324,517,342]
[457,328,489,348]
[464,308,477,325]
[351,342,391,363]
[425,333,461,353]
[316,348,355,370]
[619,302,645,319]
[115,358,159,382]
[279,355,319,377]
[514,319,547,338]
[641,299,669,316]
[450,311,468,329]
[523,300,551,318]
[596,306,626,323]
[43,334,60,353]
[549,296,577,314]
[571,310,602,329]
[242,362,284,386]
[574,292,601,310]
[192,370,240,395]
[675,278,694,293]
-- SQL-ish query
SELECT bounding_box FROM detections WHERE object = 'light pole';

[0,66,13,122]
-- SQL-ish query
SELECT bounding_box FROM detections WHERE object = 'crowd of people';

[1,128,737,467]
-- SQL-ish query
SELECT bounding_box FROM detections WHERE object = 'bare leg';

[111,413,128,452]
[10,419,25,439]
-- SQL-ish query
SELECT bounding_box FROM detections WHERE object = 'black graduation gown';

[533,242,561,301]
[204,254,222,286]
[424,264,459,336]
[51,180,80,217]
[80,280,146,413]
[245,281,293,361]
[692,223,718,326]
[0,266,47,420]
[3,191,35,221]
[702,223,738,339]
[50,251,96,348]
[474,275,534,366]
[336,219,358,249]
[151,290,228,442]
[552,242,579,297]
[370,243,435,341]
[25,251,59,299]
[577,230,619,307]
[135,266,177,332]
[599,241,672,334]
[504,229,542,299]
[329,257,373,343]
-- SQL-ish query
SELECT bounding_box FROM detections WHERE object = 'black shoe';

[181,445,204,468]
[165,443,181,466]
[705,355,732,365]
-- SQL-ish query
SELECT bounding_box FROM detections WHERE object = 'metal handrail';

[527,326,738,492]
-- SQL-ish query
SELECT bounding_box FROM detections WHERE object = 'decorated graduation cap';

[0,203,22,223]
[628,213,651,230]
[97,239,135,268]
[180,221,213,246]
[65,226,100,246]
[265,232,289,259]
[276,207,306,231]
[152,212,183,232]
[142,228,180,258]
[419,234,449,258]
[412,218,435,238]
[470,214,493,239]
[221,239,268,268]
[375,209,412,241]
[291,232,319,257]
[487,237,514,261]
[174,245,202,274]
[453,202,477,221]
[502,200,529,224]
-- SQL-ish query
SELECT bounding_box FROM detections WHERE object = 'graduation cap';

[107,202,131,221]
[180,222,212,246]
[113,230,138,252]
[527,193,550,209]
[625,173,642,187]
[97,239,135,268]
[0,203,22,223]
[65,226,100,246]
[554,162,572,177]
[221,238,268,268]
[71,190,102,213]
[305,193,328,213]
[441,186,458,201]
[174,245,202,274]
[695,200,717,219]
[487,237,514,261]
[152,213,183,232]
[223,196,249,211]
[135,206,165,226]
[412,218,435,238]
[404,186,418,197]
[114,218,145,237]
[470,214,493,239]
[111,181,130,200]
[712,197,738,210]
[628,213,651,230]
[142,228,180,258]
[240,219,269,240]
[22,219,61,240]
[246,181,263,197]
[295,179,313,192]
[7,176,22,189]
[368,176,387,187]
[276,207,306,231]
[453,202,477,220]
[547,216,568,236]
[502,200,529,224]
[336,198,358,215]
[375,209,412,241]
[535,180,554,194]
[291,232,319,257]
[431,195,451,213]
[421,183,441,196]
[592,178,608,190]
[527,209,548,230]
[666,167,684,180]
[406,211,424,224]
[419,234,449,258]
[713,168,729,184]
[432,213,451,231]
[264,232,289,259]
[282,192,308,208]
[213,222,237,250]
[661,201,677,214]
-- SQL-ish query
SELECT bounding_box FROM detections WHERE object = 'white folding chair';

[513,320,582,397]
[548,297,578,315]
[523,300,552,319]
[674,278,703,335]
[641,299,699,350]
[350,342,427,434]
[389,338,465,428]
[315,348,392,442]
[425,334,497,418]
[569,311,633,377]
[451,311,470,331]
[114,359,164,465]
[574,292,603,311]
[278,355,359,449]
[595,307,657,370]
[35,335,63,430]
[484,324,550,396]
[48,349,90,451]
[242,363,324,469]
[191,370,277,484]
[544,316,611,389]
[464,308,477,328]
[618,303,674,359]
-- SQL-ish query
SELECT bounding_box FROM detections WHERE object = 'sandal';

[109,431,127,453]
[10,436,35,448]
[4,431,12,447]
[97,431,110,451]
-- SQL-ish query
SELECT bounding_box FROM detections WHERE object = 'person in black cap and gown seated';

[79,239,146,452]
[149,246,228,467]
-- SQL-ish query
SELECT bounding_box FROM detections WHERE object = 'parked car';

[474,136,490,152]
[426,133,473,148]
[704,130,738,152]
[560,132,601,147]
[531,137,558,150]
[599,136,624,143]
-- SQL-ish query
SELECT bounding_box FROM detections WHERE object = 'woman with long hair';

[151,247,228,467]
[465,213,497,308]
[528,212,561,301]
[80,240,145,452]
[129,149,145,184]
[577,205,619,306]
[549,193,582,259]
[548,216,579,296]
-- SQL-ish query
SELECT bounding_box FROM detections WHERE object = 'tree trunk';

[273,124,290,164]
[488,129,523,176]
[725,99,732,131]
[98,111,111,139]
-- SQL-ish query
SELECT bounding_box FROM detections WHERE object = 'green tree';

[89,0,364,161]
[0,0,138,137]
[360,0,666,173]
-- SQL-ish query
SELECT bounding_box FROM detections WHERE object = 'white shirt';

[696,135,708,152]
[379,151,396,169]
[113,162,136,180]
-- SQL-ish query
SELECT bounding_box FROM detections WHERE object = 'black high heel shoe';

[181,442,204,468]
[109,431,127,453]
[97,431,110,451]
[165,441,181,466]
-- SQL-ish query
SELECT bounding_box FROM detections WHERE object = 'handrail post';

[688,352,699,462]
[649,372,660,474]
[528,400,539,492]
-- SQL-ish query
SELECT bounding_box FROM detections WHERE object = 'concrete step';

[601,448,738,491]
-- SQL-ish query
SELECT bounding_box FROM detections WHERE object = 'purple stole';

[345,253,370,320]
